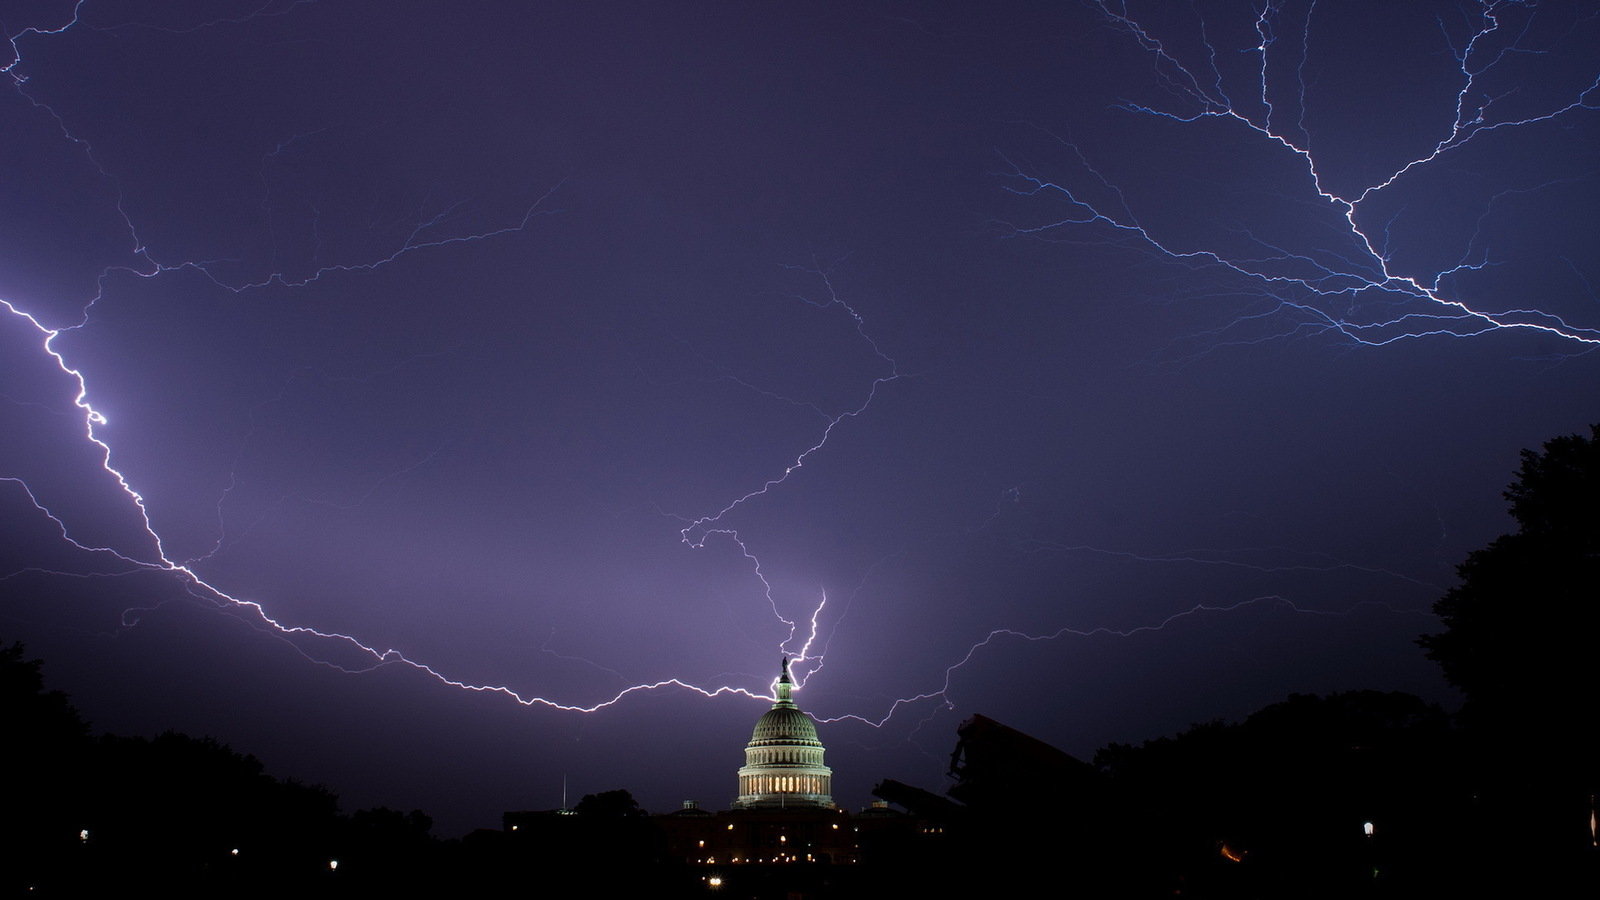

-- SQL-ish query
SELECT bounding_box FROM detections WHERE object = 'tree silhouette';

[1419,426,1598,732]
[573,788,644,817]
[1,642,94,896]
[1094,691,1462,896]
[0,641,89,743]
[1418,424,1599,873]
[0,641,372,894]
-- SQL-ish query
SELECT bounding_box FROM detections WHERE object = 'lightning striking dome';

[733,659,834,809]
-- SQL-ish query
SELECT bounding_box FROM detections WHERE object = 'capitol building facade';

[733,659,834,809]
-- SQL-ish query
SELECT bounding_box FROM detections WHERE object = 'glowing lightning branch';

[677,269,902,551]
[4,279,719,712]
[2,4,895,715]
[1,4,803,713]
[669,265,902,687]
[809,3,1585,731]
[814,595,1431,728]
[1001,0,1600,349]
[5,259,856,710]
[0,305,779,711]
[3,2,1493,735]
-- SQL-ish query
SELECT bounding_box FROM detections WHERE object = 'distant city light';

[1364,821,1375,836]
[78,829,88,842]
[328,859,339,871]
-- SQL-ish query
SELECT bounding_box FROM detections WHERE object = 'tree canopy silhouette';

[1418,423,1599,823]
[0,640,450,895]
[1419,425,1598,722]
[573,788,644,817]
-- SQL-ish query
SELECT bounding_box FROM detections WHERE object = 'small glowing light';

[831,824,839,829]
[697,840,705,847]
[78,829,89,842]
[779,835,787,842]
[708,876,723,888]
[726,824,734,831]
[328,859,339,871]
[1363,821,1375,836]
[229,848,239,856]
[510,825,519,831]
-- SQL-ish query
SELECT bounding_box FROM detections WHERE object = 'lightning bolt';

[997,0,1600,351]
[817,0,1591,732]
[4,1,897,715]
[1,1,1491,741]
[670,264,902,687]
[814,595,1433,728]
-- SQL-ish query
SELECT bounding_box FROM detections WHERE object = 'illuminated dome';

[733,659,834,809]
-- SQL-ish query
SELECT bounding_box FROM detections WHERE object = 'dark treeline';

[1093,690,1463,894]
[4,645,1595,897]
[6,426,1597,898]
[866,426,1600,898]
[6,652,1589,898]
[874,694,1481,898]
[1,642,444,897]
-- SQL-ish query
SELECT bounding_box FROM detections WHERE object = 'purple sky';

[4,0,1598,836]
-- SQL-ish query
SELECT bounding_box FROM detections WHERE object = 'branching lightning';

[0,1,875,714]
[813,595,1431,728]
[672,265,902,686]
[811,0,1590,729]
[999,0,1600,351]
[2,0,1517,742]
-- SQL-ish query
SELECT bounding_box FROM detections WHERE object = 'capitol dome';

[733,659,834,809]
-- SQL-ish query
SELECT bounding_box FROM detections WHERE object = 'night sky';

[4,0,1597,836]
